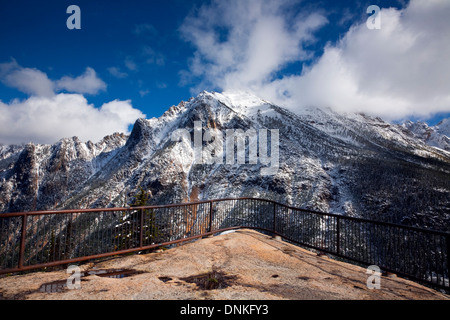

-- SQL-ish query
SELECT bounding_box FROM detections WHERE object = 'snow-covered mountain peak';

[201,90,276,120]
[401,118,450,151]
[1,91,449,231]
[209,90,270,107]
[435,118,450,137]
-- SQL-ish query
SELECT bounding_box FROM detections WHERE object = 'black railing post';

[209,201,214,233]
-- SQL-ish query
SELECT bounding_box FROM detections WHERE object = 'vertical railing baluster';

[209,201,213,233]
[139,208,144,248]
[273,202,276,234]
[336,216,340,256]
[18,213,27,270]
[446,235,450,287]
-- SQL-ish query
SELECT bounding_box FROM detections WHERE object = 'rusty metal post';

[18,214,27,270]
[139,208,144,248]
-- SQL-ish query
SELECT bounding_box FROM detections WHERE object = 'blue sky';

[0,0,202,117]
[1,0,449,144]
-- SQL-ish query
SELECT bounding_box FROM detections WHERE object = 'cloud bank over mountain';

[181,0,450,121]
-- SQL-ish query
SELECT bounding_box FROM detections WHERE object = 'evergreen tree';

[131,187,159,245]
[115,187,159,251]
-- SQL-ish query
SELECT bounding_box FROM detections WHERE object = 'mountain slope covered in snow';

[1,91,449,231]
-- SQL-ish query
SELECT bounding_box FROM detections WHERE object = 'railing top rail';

[1,197,449,237]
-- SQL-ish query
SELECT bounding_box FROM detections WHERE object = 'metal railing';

[1,198,449,290]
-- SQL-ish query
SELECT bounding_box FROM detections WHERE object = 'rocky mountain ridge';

[1,91,449,231]
[401,118,450,152]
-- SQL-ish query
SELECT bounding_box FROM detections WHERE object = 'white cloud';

[180,0,327,93]
[133,23,158,38]
[181,0,450,121]
[264,0,450,120]
[0,60,107,96]
[55,67,106,95]
[139,89,150,97]
[0,59,54,97]
[142,46,165,66]
[107,66,128,79]
[0,61,144,145]
[0,94,145,145]
[124,57,138,71]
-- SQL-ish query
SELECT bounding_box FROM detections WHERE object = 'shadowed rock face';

[1,91,449,232]
[0,229,447,300]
